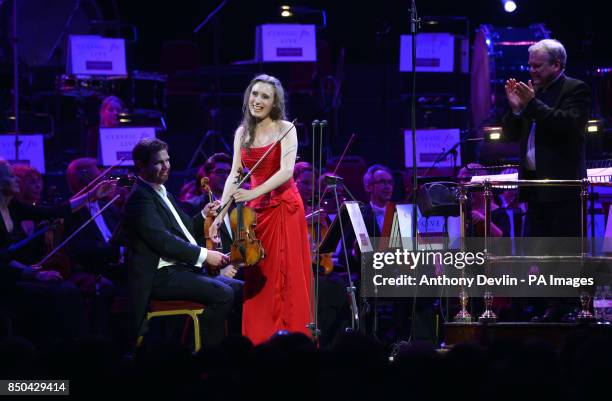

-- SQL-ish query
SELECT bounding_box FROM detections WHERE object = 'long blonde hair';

[239,74,287,149]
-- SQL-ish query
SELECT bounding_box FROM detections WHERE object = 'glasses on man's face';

[211,168,231,175]
[372,179,394,186]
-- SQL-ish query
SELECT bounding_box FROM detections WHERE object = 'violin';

[201,177,223,274]
[200,177,220,252]
[305,206,333,275]
[229,168,265,267]
[213,120,297,267]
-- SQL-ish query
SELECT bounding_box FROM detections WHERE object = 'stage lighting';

[586,119,604,133]
[280,5,293,18]
[503,0,517,13]
[483,126,503,141]
[278,5,326,27]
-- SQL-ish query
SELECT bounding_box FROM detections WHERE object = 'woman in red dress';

[209,74,312,344]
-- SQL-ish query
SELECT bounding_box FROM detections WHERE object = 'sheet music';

[345,202,373,253]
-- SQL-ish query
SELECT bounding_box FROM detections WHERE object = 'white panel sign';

[345,201,373,253]
[404,128,461,168]
[257,24,317,62]
[68,35,127,76]
[0,134,46,173]
[400,33,455,72]
[99,127,156,166]
[395,203,460,250]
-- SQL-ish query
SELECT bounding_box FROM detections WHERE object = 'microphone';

[312,120,320,126]
[320,120,328,127]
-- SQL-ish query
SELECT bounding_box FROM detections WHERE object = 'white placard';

[396,204,460,240]
[400,33,455,72]
[99,127,156,166]
[68,35,127,76]
[404,128,461,168]
[345,201,373,253]
[0,134,46,173]
[256,24,317,62]
[471,172,519,189]
[588,167,612,182]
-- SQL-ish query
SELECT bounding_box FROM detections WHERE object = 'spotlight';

[586,119,604,134]
[502,0,517,13]
[280,5,293,18]
[483,126,503,141]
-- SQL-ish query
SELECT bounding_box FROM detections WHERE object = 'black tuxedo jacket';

[502,74,590,202]
[121,179,206,336]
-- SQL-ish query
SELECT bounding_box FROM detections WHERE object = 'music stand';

[319,200,367,333]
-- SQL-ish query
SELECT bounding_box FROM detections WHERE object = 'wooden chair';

[138,300,205,352]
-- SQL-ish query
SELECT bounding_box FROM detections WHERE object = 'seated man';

[179,153,231,216]
[65,158,125,277]
[64,157,125,336]
[120,138,234,348]
[362,164,395,237]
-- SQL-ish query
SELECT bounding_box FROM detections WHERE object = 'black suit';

[503,74,590,236]
[121,179,234,346]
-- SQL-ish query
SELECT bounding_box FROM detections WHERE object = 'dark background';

[1,0,610,181]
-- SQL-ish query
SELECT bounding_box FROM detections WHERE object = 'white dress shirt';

[140,178,207,269]
[88,201,113,243]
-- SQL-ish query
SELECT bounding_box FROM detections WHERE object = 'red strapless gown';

[240,143,312,344]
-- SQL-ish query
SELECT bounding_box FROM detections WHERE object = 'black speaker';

[417,181,460,217]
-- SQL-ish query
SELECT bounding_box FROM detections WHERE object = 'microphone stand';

[193,0,228,34]
[46,0,82,64]
[422,138,485,177]
[307,120,325,342]
[11,0,21,162]
[395,0,420,354]
[325,175,360,333]
[410,0,420,241]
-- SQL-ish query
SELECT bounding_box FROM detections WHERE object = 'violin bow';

[72,156,127,199]
[34,194,122,267]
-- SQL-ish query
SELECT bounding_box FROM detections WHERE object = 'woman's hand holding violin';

[232,188,258,203]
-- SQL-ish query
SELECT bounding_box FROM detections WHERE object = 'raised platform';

[443,322,612,349]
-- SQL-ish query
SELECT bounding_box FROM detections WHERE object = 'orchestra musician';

[120,138,233,348]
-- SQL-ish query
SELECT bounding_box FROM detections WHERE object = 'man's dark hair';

[132,137,168,170]
[202,153,231,176]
